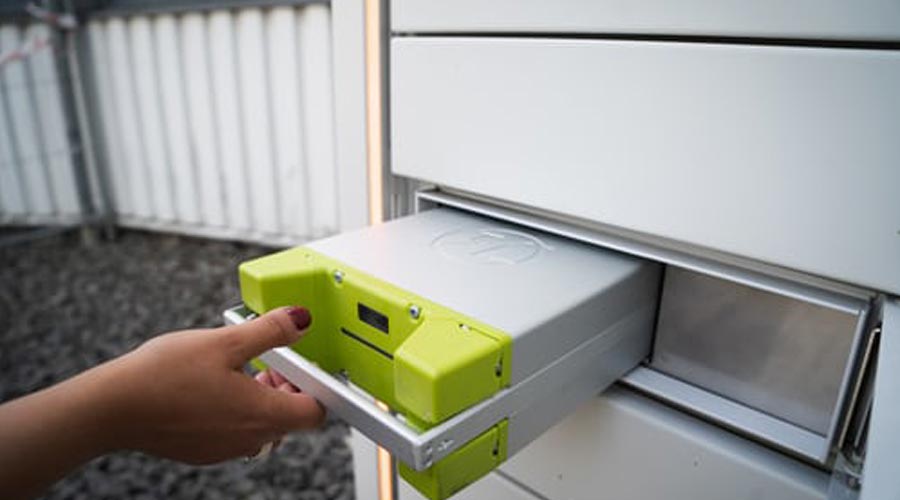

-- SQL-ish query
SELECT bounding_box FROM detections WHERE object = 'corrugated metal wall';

[0,22,81,225]
[84,3,355,244]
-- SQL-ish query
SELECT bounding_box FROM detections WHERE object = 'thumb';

[224,306,312,366]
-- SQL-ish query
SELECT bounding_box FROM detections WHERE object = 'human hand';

[92,306,325,464]
[0,306,325,499]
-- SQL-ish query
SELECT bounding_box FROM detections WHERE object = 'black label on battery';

[358,302,389,334]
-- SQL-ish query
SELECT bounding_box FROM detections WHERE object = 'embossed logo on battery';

[432,228,553,265]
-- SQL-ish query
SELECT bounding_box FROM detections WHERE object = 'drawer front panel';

[392,0,900,41]
[391,38,900,294]
[397,388,828,500]
[498,388,827,500]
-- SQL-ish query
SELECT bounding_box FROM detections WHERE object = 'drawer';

[392,0,900,41]
[227,207,660,499]
[416,191,873,464]
[398,388,830,500]
[390,37,900,295]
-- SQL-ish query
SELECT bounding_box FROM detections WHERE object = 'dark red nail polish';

[286,306,312,330]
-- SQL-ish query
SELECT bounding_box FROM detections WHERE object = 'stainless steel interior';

[651,267,867,438]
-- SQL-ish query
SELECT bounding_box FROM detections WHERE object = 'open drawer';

[224,208,660,499]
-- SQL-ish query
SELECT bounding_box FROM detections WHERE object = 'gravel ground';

[0,229,355,500]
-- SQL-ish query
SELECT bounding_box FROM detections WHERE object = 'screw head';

[409,304,421,319]
[333,270,344,284]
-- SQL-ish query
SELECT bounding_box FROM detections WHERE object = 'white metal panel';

[0,32,28,218]
[153,15,200,225]
[107,18,151,219]
[24,24,79,218]
[84,5,364,243]
[87,20,129,216]
[498,388,827,500]
[207,10,249,232]
[0,21,81,223]
[181,13,226,228]
[299,5,339,237]
[379,387,829,500]
[331,0,369,233]
[391,38,900,294]
[1,25,54,218]
[267,7,308,238]
[392,0,900,41]
[129,17,173,222]
[236,9,279,235]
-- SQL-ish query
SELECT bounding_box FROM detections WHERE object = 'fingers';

[253,369,324,433]
[272,382,296,451]
[224,306,312,367]
[254,370,273,386]
[269,369,289,387]
[277,381,298,394]
[254,368,289,389]
[263,383,327,432]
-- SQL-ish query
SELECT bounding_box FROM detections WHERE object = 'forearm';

[0,364,116,500]
[0,306,321,499]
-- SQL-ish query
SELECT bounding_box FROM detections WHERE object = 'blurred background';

[1,0,368,498]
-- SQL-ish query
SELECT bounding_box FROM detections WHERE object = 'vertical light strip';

[366,0,394,495]
[375,400,396,500]
[364,0,384,226]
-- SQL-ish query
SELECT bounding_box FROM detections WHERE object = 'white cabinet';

[391,37,900,295]
[392,0,900,41]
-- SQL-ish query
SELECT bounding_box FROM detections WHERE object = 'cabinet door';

[391,38,900,294]
[392,0,900,41]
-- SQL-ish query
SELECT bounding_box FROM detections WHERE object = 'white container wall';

[0,22,81,225]
[86,4,361,244]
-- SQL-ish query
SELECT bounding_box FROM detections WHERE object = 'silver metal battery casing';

[307,207,661,385]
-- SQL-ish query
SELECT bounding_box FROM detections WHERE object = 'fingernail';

[286,306,312,331]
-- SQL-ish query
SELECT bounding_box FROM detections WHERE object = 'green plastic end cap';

[394,318,504,425]
[400,420,508,500]
[239,248,319,314]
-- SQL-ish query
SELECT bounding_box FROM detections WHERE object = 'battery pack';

[235,207,660,499]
